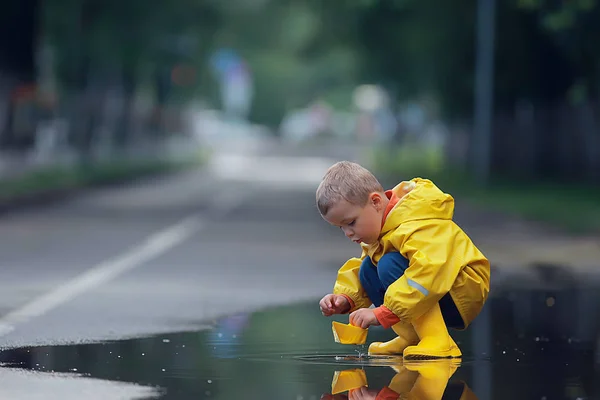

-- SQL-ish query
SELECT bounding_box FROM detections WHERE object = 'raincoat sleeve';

[332,247,372,312]
[383,221,464,323]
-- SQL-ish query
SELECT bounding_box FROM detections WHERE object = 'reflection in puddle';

[0,281,600,399]
[325,360,472,400]
[296,354,405,367]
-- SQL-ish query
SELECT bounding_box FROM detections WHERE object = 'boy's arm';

[380,221,468,323]
[332,250,372,313]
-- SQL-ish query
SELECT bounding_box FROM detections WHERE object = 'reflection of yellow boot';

[404,360,459,399]
[368,321,419,355]
[331,369,368,394]
[386,365,419,394]
[371,365,418,400]
[403,303,462,360]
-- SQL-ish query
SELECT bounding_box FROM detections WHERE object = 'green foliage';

[43,0,221,92]
[39,0,600,126]
[370,144,600,233]
[0,153,205,201]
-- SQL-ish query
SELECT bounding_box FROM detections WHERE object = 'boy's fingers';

[326,296,334,308]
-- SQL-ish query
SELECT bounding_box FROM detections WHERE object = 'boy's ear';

[369,192,383,210]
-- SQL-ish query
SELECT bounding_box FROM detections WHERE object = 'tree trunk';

[0,0,39,150]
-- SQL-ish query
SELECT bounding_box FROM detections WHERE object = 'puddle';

[1,280,600,399]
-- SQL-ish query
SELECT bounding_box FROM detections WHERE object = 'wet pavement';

[2,275,600,400]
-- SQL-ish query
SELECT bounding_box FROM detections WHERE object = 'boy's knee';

[358,256,375,286]
[377,252,410,286]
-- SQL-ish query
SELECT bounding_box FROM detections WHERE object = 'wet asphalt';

[0,141,599,399]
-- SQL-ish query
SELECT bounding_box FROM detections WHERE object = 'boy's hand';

[349,308,380,329]
[319,294,350,316]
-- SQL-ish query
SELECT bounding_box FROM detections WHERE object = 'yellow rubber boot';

[404,360,459,399]
[403,303,462,360]
[368,321,419,355]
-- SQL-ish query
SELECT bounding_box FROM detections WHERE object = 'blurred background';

[0,1,599,398]
[1,0,598,232]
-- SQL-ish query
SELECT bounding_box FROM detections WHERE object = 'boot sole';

[403,353,461,360]
[403,346,462,360]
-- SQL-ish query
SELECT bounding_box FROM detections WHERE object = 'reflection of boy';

[323,362,478,400]
[317,161,490,358]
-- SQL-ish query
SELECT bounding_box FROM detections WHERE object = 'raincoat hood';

[381,178,454,236]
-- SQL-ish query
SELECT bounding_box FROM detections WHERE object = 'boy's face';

[323,193,385,245]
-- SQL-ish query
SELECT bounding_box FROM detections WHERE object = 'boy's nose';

[343,228,353,238]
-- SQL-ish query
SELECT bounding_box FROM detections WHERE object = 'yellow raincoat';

[333,178,490,329]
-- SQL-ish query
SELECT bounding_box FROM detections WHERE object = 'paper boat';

[332,321,368,345]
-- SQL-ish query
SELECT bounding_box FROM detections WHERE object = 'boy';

[317,161,490,359]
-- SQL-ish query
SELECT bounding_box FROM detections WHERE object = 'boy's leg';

[439,293,465,330]
[376,252,410,288]
[368,253,419,355]
[358,257,385,307]
[371,252,461,358]
[359,251,411,305]
[379,253,462,358]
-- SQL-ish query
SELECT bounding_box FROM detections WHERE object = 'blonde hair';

[316,161,384,216]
